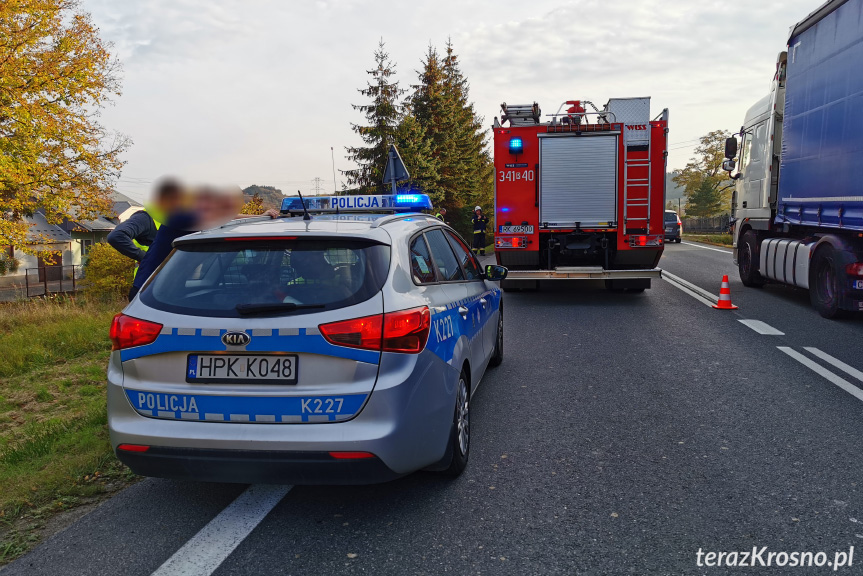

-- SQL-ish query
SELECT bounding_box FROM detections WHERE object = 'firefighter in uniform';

[471,205,488,255]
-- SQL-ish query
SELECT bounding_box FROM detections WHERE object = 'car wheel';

[441,371,470,476]
[738,230,765,287]
[676,237,682,243]
[810,245,848,319]
[489,307,503,367]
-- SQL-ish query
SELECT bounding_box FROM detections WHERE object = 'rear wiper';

[235,302,325,316]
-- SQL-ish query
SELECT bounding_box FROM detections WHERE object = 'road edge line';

[661,270,719,308]
[804,347,863,384]
[777,346,863,403]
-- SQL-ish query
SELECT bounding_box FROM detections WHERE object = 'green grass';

[682,233,733,248]
[0,296,136,565]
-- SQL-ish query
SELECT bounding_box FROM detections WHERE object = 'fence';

[23,265,81,298]
[682,215,731,234]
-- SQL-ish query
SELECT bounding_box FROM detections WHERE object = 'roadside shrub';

[81,242,135,299]
[0,256,20,276]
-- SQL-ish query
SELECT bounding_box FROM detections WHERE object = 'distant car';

[664,210,682,243]
[107,194,508,485]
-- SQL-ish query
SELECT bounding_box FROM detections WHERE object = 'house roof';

[66,216,117,232]
[25,212,72,244]
[111,191,143,217]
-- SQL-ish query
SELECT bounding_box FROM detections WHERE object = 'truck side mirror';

[724,137,738,159]
[722,159,737,172]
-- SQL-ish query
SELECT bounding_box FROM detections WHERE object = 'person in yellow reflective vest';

[107,179,183,267]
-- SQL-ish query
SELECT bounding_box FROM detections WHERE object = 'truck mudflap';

[503,267,662,280]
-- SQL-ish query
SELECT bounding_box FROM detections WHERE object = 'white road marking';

[680,241,733,254]
[804,348,863,383]
[151,484,291,576]
[738,319,785,335]
[661,270,719,308]
[777,347,863,403]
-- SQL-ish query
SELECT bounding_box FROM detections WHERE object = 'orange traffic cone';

[712,275,738,310]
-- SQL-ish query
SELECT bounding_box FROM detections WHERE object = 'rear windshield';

[664,212,678,222]
[140,239,390,317]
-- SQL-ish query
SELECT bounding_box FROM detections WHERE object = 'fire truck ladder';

[622,139,651,235]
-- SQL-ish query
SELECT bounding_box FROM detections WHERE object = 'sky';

[83,0,819,203]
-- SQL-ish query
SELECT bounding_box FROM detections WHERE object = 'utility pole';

[312,177,324,196]
[331,147,338,196]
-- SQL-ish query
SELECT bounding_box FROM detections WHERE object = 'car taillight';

[109,314,163,351]
[846,262,863,277]
[318,314,383,350]
[319,306,430,354]
[382,306,430,353]
[117,444,150,452]
[329,451,375,459]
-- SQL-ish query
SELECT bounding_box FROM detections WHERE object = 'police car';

[107,193,508,484]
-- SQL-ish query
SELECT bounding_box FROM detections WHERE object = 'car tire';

[489,307,503,367]
[810,245,849,319]
[738,230,765,287]
[441,371,470,477]
[676,237,682,243]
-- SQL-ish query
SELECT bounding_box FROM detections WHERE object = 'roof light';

[509,137,523,154]
[279,194,432,216]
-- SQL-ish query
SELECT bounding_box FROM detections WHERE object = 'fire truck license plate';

[499,225,534,234]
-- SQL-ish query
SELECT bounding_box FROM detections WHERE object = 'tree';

[344,40,404,193]
[0,0,130,253]
[410,40,492,233]
[240,193,265,215]
[672,130,732,217]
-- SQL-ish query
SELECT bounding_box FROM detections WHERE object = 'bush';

[81,242,135,299]
[0,256,20,276]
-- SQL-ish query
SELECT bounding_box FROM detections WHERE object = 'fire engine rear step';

[504,267,662,280]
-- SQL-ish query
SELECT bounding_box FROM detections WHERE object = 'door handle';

[480,298,488,308]
[458,306,469,318]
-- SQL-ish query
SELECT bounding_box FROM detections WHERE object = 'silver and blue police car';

[107,194,507,484]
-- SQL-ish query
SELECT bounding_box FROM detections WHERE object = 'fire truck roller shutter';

[539,135,617,228]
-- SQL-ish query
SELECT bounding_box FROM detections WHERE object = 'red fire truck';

[492,98,669,291]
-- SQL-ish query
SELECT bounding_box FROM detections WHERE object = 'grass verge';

[682,233,733,248]
[0,295,137,566]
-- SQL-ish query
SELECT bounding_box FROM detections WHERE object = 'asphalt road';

[5,241,863,576]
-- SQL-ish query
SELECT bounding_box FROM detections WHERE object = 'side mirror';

[724,137,738,159]
[484,264,508,282]
[722,159,737,172]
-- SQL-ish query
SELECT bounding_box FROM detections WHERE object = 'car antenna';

[296,189,311,221]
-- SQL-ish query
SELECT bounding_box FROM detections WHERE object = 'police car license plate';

[186,354,298,384]
[499,225,533,234]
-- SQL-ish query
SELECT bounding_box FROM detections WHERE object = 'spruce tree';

[344,40,404,193]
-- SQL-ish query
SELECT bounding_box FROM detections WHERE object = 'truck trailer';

[492,98,669,292]
[724,0,863,317]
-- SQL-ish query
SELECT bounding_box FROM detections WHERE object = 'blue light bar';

[280,194,433,215]
[509,137,523,154]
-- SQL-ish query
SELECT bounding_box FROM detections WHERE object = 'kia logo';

[222,331,251,346]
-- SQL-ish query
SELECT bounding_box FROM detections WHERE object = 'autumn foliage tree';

[0,0,129,253]
[672,130,733,217]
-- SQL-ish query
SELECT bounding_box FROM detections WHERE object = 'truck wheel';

[810,245,848,319]
[739,231,765,287]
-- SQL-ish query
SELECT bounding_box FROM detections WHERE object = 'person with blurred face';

[127,181,277,300]
[107,178,183,264]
